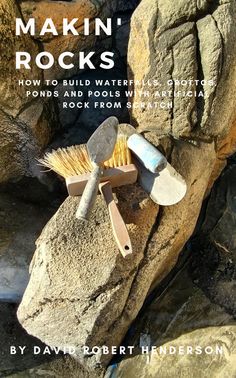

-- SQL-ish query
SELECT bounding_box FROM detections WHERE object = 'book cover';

[0,0,236,377]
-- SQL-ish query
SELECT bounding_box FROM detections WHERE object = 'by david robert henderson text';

[9,344,224,356]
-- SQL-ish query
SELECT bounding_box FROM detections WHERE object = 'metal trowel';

[135,159,187,206]
[76,116,119,220]
[119,123,187,206]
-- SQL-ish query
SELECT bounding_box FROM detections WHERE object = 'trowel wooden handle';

[99,181,132,257]
[76,164,102,220]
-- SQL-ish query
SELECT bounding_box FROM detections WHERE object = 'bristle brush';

[39,136,137,257]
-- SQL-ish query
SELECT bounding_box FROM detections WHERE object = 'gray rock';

[114,14,131,57]
[17,99,59,148]
[55,64,129,147]
[128,0,236,138]
[7,356,102,378]
[0,188,57,302]
[0,111,39,183]
[0,303,54,376]
[109,266,236,378]
[17,185,158,369]
[116,0,140,12]
[191,163,236,316]
[0,107,58,183]
[17,0,236,372]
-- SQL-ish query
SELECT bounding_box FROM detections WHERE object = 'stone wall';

[0,0,138,182]
[10,0,236,373]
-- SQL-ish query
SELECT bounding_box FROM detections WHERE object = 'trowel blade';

[87,116,119,164]
[136,159,187,206]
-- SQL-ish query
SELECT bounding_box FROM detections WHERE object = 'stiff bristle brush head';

[39,135,132,179]
[104,135,132,169]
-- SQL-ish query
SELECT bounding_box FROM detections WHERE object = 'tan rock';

[17,185,158,369]
[128,0,236,138]
[115,140,217,312]
[110,262,236,378]
[19,0,116,80]
[0,1,61,183]
[20,0,99,79]
[20,0,98,39]
[17,0,236,372]
[136,326,236,378]
[127,0,236,290]
[0,0,41,117]
[17,99,58,148]
[8,356,103,378]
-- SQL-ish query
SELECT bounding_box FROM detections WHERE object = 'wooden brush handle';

[76,164,102,220]
[99,181,132,257]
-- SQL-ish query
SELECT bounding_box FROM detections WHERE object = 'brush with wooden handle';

[39,135,137,257]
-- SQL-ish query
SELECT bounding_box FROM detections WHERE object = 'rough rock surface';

[20,0,99,81]
[126,0,236,318]
[17,185,158,368]
[8,357,101,378]
[56,64,129,141]
[19,0,136,81]
[0,0,59,183]
[0,303,54,376]
[191,162,236,316]
[128,0,236,138]
[110,267,236,378]
[0,178,60,302]
[0,0,137,183]
[0,0,41,117]
[0,105,57,183]
[17,0,236,372]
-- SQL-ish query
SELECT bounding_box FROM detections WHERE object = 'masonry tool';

[119,123,187,205]
[135,159,187,206]
[39,135,137,257]
[119,123,167,173]
[76,116,119,220]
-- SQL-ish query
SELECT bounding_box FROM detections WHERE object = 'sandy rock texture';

[128,0,236,138]
[19,0,101,81]
[110,163,236,377]
[17,185,158,369]
[127,0,236,300]
[0,0,59,183]
[0,0,41,117]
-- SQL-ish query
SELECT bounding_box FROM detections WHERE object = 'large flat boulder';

[17,185,158,369]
